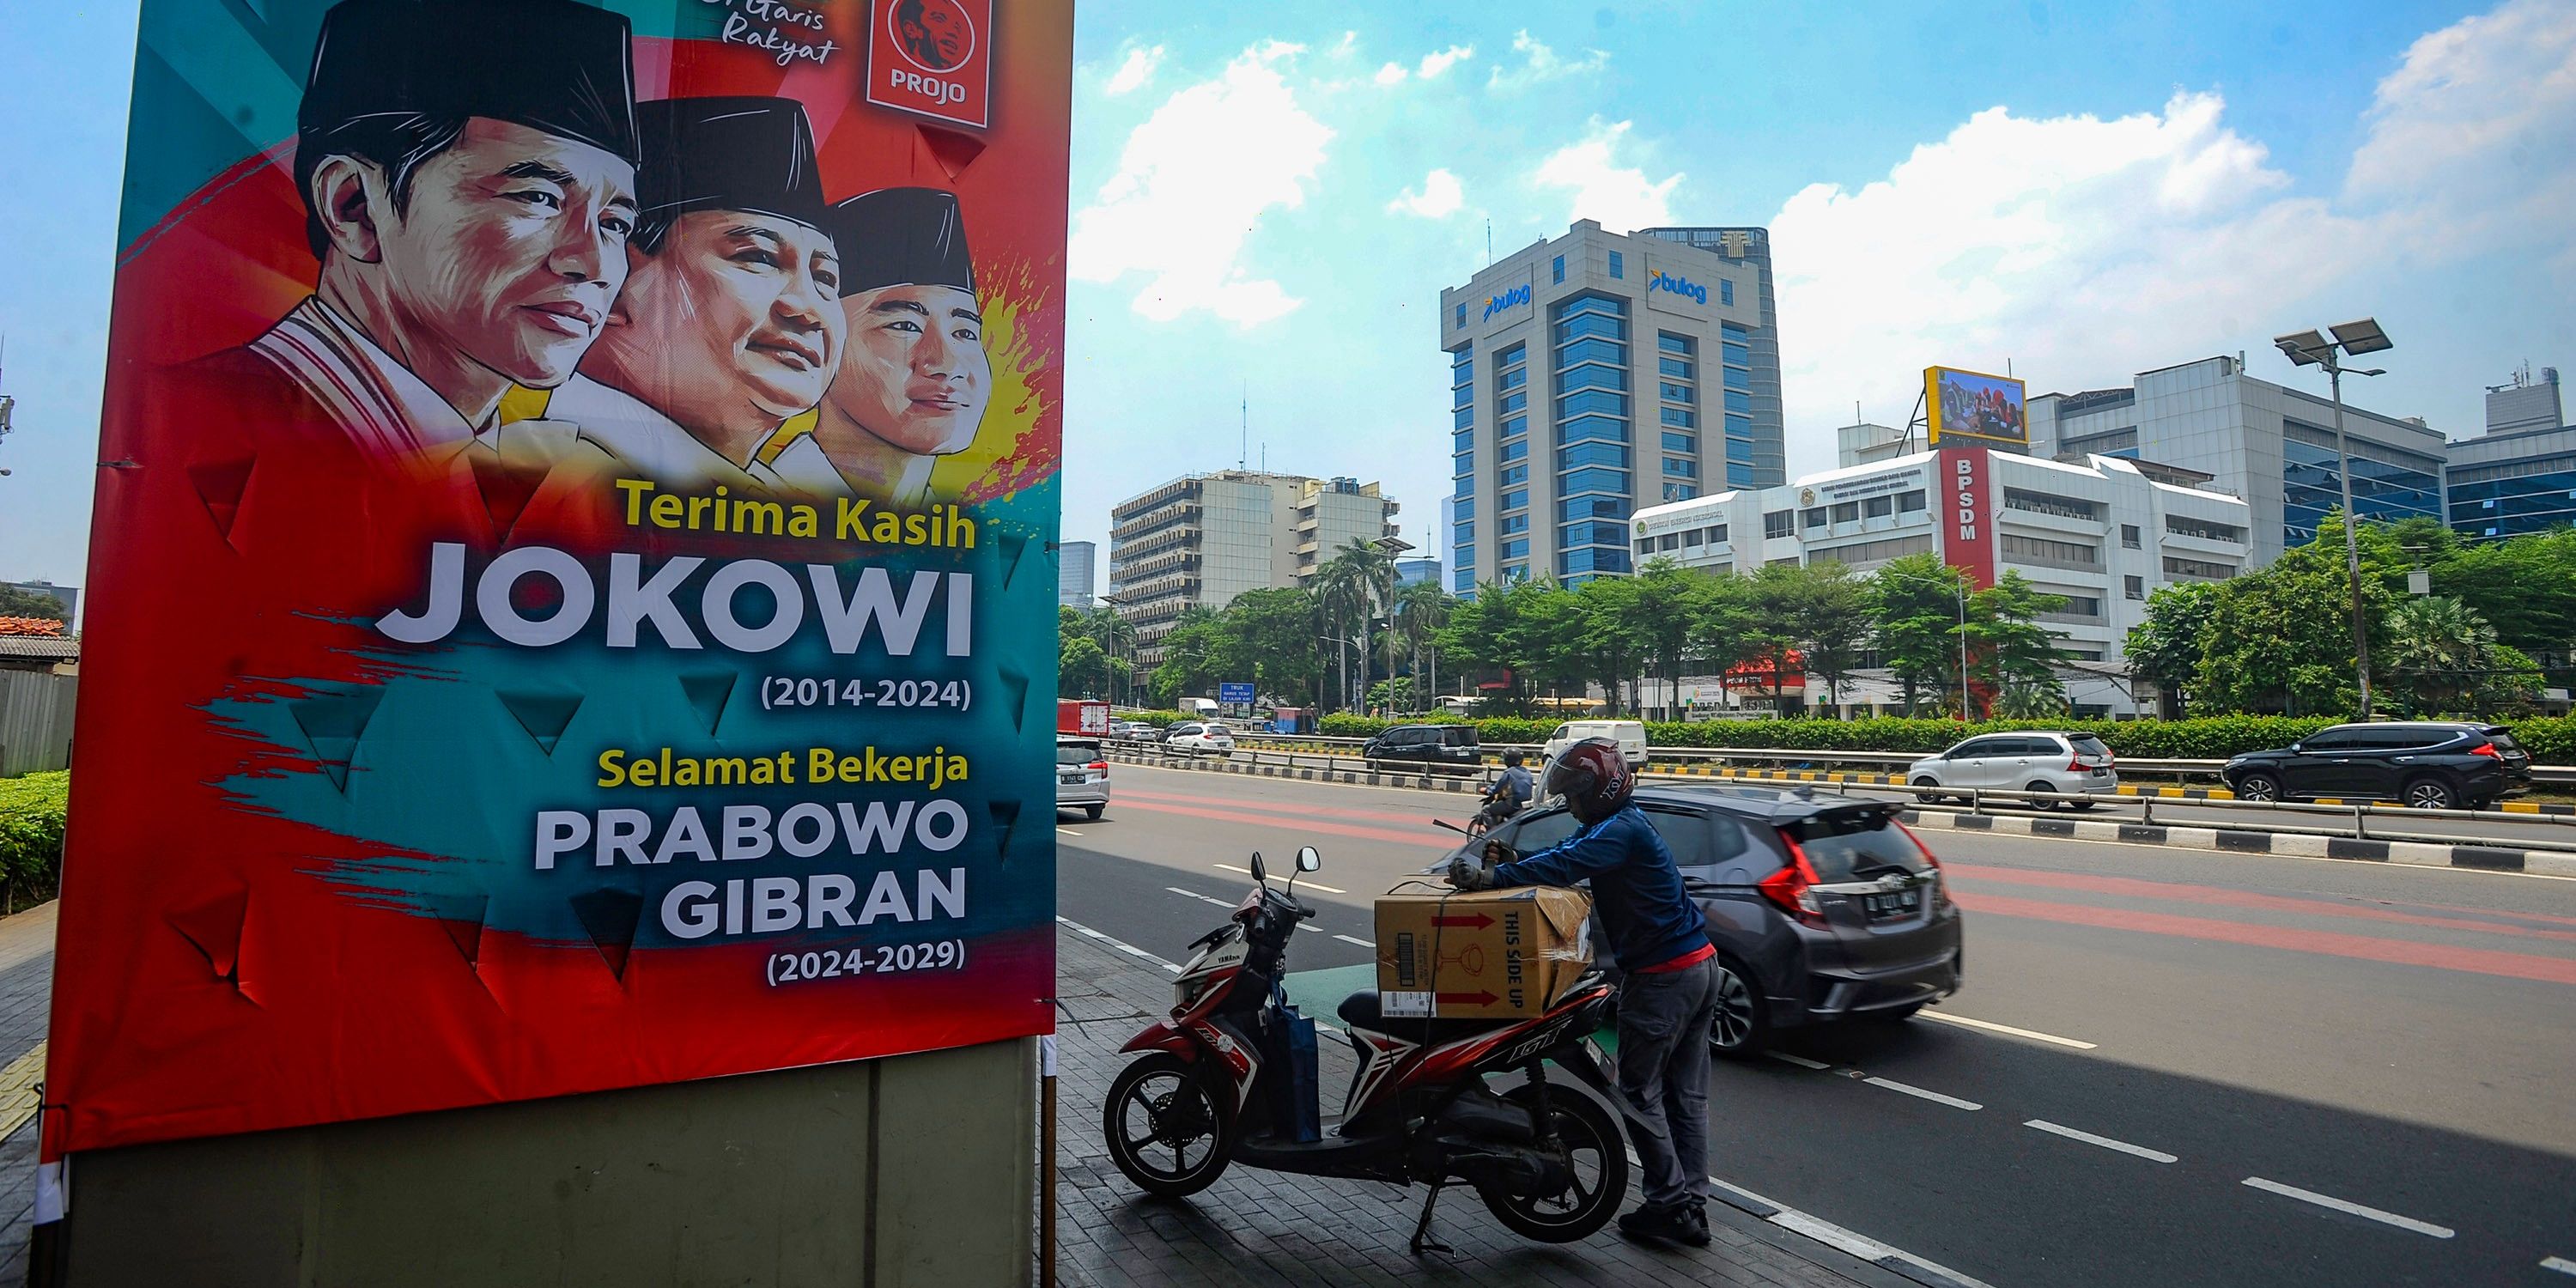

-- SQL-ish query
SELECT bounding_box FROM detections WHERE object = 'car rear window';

[1055,741,1101,765]
[1786,810,1927,881]
[2069,735,2110,758]
[2485,728,2522,753]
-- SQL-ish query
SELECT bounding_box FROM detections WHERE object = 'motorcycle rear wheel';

[1103,1052,1232,1198]
[1479,1084,1628,1242]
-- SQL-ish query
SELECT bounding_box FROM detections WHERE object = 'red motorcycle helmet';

[1546,738,1633,824]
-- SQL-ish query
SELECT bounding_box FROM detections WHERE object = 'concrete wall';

[56,1037,1034,1287]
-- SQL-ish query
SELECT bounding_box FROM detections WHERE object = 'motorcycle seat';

[1336,990,1505,1043]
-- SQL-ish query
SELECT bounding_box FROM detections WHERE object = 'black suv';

[2222,721,2532,810]
[1455,786,1963,1058]
[1361,723,1481,773]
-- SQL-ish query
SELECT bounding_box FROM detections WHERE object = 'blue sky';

[5,0,2573,594]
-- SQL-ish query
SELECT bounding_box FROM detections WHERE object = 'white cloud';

[1069,41,1334,326]
[1374,62,1408,86]
[1490,29,1607,90]
[1103,45,1165,97]
[2348,0,2576,263]
[1416,44,1475,79]
[1388,169,1465,219]
[1534,120,1681,233]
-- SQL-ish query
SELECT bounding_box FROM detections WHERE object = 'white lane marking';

[1332,934,1376,948]
[1864,1076,1983,1110]
[1056,828,1083,837]
[1920,1011,2099,1049]
[2025,1119,2178,1163]
[1766,1051,1832,1070]
[2540,1255,2576,1275]
[1207,862,1346,894]
[1704,1177,1999,1288]
[1165,886,1230,908]
[1056,915,1182,975]
[2241,1177,2454,1238]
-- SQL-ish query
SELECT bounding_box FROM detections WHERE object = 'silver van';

[1906,732,2117,808]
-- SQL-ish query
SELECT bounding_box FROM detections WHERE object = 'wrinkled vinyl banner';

[47,0,1066,1155]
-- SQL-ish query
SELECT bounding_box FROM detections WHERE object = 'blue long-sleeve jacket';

[1493,805,1710,972]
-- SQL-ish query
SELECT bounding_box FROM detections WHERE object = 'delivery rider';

[1448,737,1719,1247]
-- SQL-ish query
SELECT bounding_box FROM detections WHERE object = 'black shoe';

[1618,1202,1700,1244]
[1677,1201,1712,1248]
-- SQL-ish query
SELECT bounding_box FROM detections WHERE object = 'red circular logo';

[889,0,975,74]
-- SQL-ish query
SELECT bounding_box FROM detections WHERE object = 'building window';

[1500,438,1528,462]
[1560,495,1629,521]
[1559,416,1628,445]
[1658,533,1680,552]
[2002,489,2105,521]
[2162,556,2238,580]
[1728,463,1757,488]
[1455,302,1466,328]
[1864,495,1893,518]
[1559,467,1630,496]
[1800,507,1826,530]
[1725,391,1752,412]
[1764,510,1795,538]
[1552,254,1564,284]
[1499,513,1528,535]
[1662,482,1698,502]
[1722,339,1749,367]
[1499,416,1527,439]
[1664,457,1696,477]
[1501,538,1529,561]
[1636,536,1655,556]
[1660,382,1694,404]
[1725,436,1754,462]
[1558,441,1629,471]
[1607,250,1624,279]
[1498,367,1527,392]
[1682,527,1704,547]
[1723,366,1752,391]
[1454,452,1473,477]
[1454,496,1475,519]
[1501,489,1528,511]
[1804,533,1935,566]
[2124,575,2145,600]
[1662,432,1696,453]
[1704,524,1729,544]
[1455,521,1475,544]
[1898,490,1928,513]
[1720,279,1735,306]
[1831,501,1860,524]
[2001,533,2100,568]
[1454,429,1473,455]
[2121,524,2142,549]
[1661,407,1698,428]
[1499,391,1528,416]
[2166,515,2247,543]
[1659,332,1690,353]
[1499,464,1528,487]
[1659,357,1694,380]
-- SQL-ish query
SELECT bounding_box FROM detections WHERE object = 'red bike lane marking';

[1108,797,1452,849]
[1950,891,2576,987]
[1944,862,2576,945]
[1114,785,1455,827]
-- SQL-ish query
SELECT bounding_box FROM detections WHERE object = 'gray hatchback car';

[1462,786,1964,1058]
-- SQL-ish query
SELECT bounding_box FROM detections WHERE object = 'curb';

[1109,751,2576,878]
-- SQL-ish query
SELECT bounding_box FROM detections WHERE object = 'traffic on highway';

[1060,756,2576,1287]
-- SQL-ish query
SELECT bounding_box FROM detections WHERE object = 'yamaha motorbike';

[1102,846,1626,1253]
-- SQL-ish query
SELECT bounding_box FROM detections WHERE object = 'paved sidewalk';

[0,903,59,1288]
[1050,920,1903,1288]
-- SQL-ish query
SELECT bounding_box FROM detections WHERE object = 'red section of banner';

[1938,446,1996,590]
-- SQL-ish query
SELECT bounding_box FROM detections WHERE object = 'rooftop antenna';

[1239,382,1249,469]
[1485,217,1492,263]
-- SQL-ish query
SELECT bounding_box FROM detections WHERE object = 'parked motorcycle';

[1102,846,1627,1253]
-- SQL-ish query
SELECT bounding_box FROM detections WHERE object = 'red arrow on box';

[1431,913,1494,929]
[1437,991,1498,1006]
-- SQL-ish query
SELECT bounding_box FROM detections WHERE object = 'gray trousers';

[1614,955,1719,1208]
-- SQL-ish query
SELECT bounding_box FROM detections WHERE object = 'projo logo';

[1649,270,1707,306]
[1481,283,1531,322]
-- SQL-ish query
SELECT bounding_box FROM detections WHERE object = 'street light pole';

[2275,319,2394,720]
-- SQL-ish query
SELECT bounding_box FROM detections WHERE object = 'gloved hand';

[1446,854,1498,891]
[1482,840,1515,867]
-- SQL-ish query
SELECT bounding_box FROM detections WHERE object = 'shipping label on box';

[1373,886,1595,1019]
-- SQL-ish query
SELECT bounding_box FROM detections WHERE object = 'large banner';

[46,0,1067,1155]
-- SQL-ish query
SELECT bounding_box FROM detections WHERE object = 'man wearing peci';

[789,187,991,508]
[550,97,850,496]
[235,0,640,467]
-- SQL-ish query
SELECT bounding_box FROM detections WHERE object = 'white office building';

[1629,447,2253,716]
[1108,471,1399,676]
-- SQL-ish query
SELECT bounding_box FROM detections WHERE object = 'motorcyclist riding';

[1448,737,1719,1246]
[1472,750,1534,834]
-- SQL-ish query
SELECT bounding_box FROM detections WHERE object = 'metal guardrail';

[1106,740,2576,852]
[1111,727,2576,787]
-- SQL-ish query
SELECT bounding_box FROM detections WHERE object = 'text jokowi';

[376,543,972,655]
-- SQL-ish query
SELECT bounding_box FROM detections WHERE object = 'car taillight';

[2469,742,2500,759]
[1762,832,1827,927]
[2068,753,2084,772]
[1894,819,1950,912]
[1087,761,1109,772]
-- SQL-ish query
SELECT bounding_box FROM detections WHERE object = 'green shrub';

[0,771,70,905]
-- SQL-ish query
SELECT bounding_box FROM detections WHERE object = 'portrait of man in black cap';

[795,187,990,508]
[242,0,641,463]
[894,0,974,72]
[553,96,849,495]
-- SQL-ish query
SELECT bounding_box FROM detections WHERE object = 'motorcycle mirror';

[1249,852,1267,884]
[1295,846,1321,872]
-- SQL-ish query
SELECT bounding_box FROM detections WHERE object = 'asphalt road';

[1057,762,2576,1288]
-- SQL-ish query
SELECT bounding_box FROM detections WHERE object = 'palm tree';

[2380,595,2494,715]
[1395,580,1453,712]
[1317,538,1395,712]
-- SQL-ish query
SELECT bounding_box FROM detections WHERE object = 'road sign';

[1218,682,1255,705]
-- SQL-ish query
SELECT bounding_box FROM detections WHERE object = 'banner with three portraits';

[48,0,1066,1155]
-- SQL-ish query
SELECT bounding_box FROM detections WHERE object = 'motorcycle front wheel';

[1103,1052,1232,1198]
[1479,1083,1628,1242]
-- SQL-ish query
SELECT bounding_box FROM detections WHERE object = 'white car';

[1164,722,1236,756]
[1906,732,2117,809]
[1056,736,1109,819]
[1541,720,1648,769]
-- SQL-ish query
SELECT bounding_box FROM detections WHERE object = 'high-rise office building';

[2029,355,2448,568]
[1440,220,1782,593]
[1107,471,1398,676]
[2449,368,2573,540]
[1057,540,1096,609]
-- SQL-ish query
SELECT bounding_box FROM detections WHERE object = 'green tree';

[1059,635,1109,699]
[1629,560,1710,720]
[2194,535,2393,715]
[2380,594,2496,716]
[0,586,68,622]
[1963,572,2069,718]
[1794,561,1874,714]
[1689,573,1755,714]
[1870,555,1967,716]
[1572,574,1648,715]
[2125,580,2220,716]
[1394,580,1454,707]
[1315,538,1393,711]
[1212,586,1323,707]
[1741,563,1809,713]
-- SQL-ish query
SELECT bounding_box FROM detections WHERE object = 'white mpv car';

[1907,732,2117,808]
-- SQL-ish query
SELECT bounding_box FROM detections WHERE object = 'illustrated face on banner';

[834,283,989,455]
[895,0,974,70]
[592,212,846,430]
[313,118,639,394]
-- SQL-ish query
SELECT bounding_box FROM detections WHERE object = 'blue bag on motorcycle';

[1273,1005,1321,1143]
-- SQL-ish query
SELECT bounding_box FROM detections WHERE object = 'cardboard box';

[1373,887,1595,1020]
